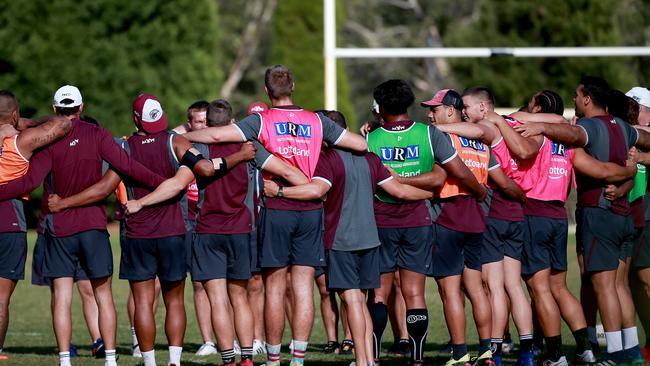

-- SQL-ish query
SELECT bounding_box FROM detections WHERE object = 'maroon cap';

[247,101,269,115]
[133,93,168,134]
[421,89,464,111]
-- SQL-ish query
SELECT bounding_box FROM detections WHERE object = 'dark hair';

[0,90,18,120]
[534,90,564,115]
[373,80,414,115]
[315,109,346,129]
[80,115,99,126]
[462,87,495,107]
[207,99,233,127]
[55,104,81,116]
[265,65,294,99]
[579,76,610,109]
[607,89,639,125]
[187,100,209,120]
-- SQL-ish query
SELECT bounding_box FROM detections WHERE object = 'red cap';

[247,101,269,115]
[132,93,168,134]
[420,89,464,111]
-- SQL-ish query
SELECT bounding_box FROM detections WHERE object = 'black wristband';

[180,150,204,170]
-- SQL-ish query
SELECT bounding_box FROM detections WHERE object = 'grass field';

[2,227,644,365]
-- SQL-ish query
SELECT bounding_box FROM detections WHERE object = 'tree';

[270,0,357,126]
[0,0,223,135]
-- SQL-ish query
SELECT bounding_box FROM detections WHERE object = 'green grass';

[2,227,643,365]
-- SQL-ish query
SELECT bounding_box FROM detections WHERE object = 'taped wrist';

[214,158,228,177]
[181,150,204,170]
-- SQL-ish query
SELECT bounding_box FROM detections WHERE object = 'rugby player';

[0,90,71,361]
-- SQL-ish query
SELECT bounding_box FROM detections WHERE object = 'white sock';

[59,351,71,366]
[169,346,182,365]
[142,350,156,366]
[605,331,624,353]
[105,349,117,366]
[623,327,640,349]
[131,327,139,346]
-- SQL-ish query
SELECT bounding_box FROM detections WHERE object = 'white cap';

[626,87,650,108]
[53,85,82,108]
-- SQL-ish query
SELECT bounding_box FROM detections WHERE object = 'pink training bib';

[526,138,574,202]
[258,108,323,180]
[490,116,537,192]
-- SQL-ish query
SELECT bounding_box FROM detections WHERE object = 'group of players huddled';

[1,65,650,366]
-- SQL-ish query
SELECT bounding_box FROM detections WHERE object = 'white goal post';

[323,0,650,110]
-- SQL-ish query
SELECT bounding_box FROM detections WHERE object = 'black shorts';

[377,226,433,274]
[44,230,112,280]
[327,247,380,290]
[120,235,186,282]
[577,207,632,272]
[482,218,524,264]
[32,234,88,286]
[0,232,26,281]
[522,216,568,276]
[191,233,252,281]
[258,208,325,268]
[431,224,482,277]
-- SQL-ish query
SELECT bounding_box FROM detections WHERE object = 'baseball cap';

[53,85,83,108]
[421,89,464,111]
[626,87,650,108]
[132,93,168,134]
[247,101,269,115]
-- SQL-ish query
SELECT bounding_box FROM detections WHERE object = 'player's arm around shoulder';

[17,115,72,160]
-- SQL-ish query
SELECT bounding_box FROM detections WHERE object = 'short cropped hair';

[373,80,414,116]
[579,76,610,109]
[265,65,294,99]
[187,100,209,120]
[462,87,495,108]
[207,99,233,127]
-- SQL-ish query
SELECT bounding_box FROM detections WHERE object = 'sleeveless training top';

[258,108,323,180]
[367,122,434,203]
[526,138,574,203]
[439,134,490,198]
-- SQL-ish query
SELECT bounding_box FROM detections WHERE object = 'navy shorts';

[577,207,633,272]
[431,224,483,277]
[192,233,252,281]
[120,235,187,282]
[327,247,380,290]
[32,234,88,286]
[0,232,26,281]
[258,208,325,268]
[44,230,112,280]
[633,222,650,268]
[482,218,524,263]
[377,226,433,274]
[620,225,640,261]
[522,216,568,276]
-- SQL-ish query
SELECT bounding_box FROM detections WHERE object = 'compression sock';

[572,327,592,353]
[368,302,388,360]
[406,308,428,362]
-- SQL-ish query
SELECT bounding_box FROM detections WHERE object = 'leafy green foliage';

[0,0,222,135]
